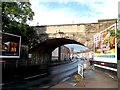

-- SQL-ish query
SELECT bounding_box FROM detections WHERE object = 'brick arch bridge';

[29,19,117,67]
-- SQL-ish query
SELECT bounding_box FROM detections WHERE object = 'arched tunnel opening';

[29,38,87,68]
[28,38,88,86]
[29,38,86,54]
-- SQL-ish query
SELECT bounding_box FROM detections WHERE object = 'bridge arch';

[29,19,117,69]
[30,38,85,54]
[29,38,86,69]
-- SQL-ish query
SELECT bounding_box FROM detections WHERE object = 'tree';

[2,2,34,24]
[26,26,39,48]
[2,2,36,46]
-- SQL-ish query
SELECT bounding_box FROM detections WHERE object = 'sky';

[64,44,88,52]
[29,0,119,26]
[28,0,119,51]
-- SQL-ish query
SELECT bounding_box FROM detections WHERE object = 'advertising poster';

[0,32,21,58]
[94,24,117,63]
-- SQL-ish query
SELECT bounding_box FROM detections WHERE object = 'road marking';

[62,77,70,82]
[42,85,50,88]
[67,82,77,86]
[105,73,115,79]
[73,83,77,86]
[24,73,47,80]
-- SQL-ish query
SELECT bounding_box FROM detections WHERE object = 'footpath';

[48,67,118,89]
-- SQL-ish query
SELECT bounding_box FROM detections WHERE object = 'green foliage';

[2,2,34,24]
[26,26,39,48]
[2,2,38,48]
[2,2,34,33]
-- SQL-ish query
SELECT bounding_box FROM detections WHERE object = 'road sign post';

[78,64,83,79]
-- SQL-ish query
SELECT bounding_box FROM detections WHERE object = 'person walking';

[89,52,95,70]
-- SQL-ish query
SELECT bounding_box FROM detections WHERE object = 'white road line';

[105,73,115,79]
[67,82,77,86]
[24,73,47,80]
[73,83,77,86]
[62,77,71,82]
[42,85,50,88]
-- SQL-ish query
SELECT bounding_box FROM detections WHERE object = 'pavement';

[48,67,118,89]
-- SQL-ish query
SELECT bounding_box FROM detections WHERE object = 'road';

[48,68,118,89]
[2,59,83,90]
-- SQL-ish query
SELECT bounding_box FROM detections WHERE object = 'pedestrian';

[89,52,95,70]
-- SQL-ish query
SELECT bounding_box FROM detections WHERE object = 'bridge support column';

[58,46,61,62]
[40,53,52,65]
[31,52,52,69]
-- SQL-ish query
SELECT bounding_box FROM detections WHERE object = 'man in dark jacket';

[89,52,94,70]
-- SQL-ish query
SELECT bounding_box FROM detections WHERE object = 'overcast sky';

[28,0,119,51]
[64,44,88,52]
[28,0,119,26]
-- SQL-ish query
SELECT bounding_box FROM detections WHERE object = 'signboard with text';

[0,32,21,58]
[94,24,117,63]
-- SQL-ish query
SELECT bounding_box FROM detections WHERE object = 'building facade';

[52,46,70,61]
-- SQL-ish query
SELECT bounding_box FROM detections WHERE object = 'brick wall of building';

[52,46,70,61]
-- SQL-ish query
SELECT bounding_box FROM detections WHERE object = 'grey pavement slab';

[83,69,118,88]
[49,69,118,88]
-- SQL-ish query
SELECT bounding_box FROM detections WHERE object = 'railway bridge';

[29,19,117,67]
[3,19,119,88]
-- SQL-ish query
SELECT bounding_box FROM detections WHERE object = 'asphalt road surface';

[2,59,83,90]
